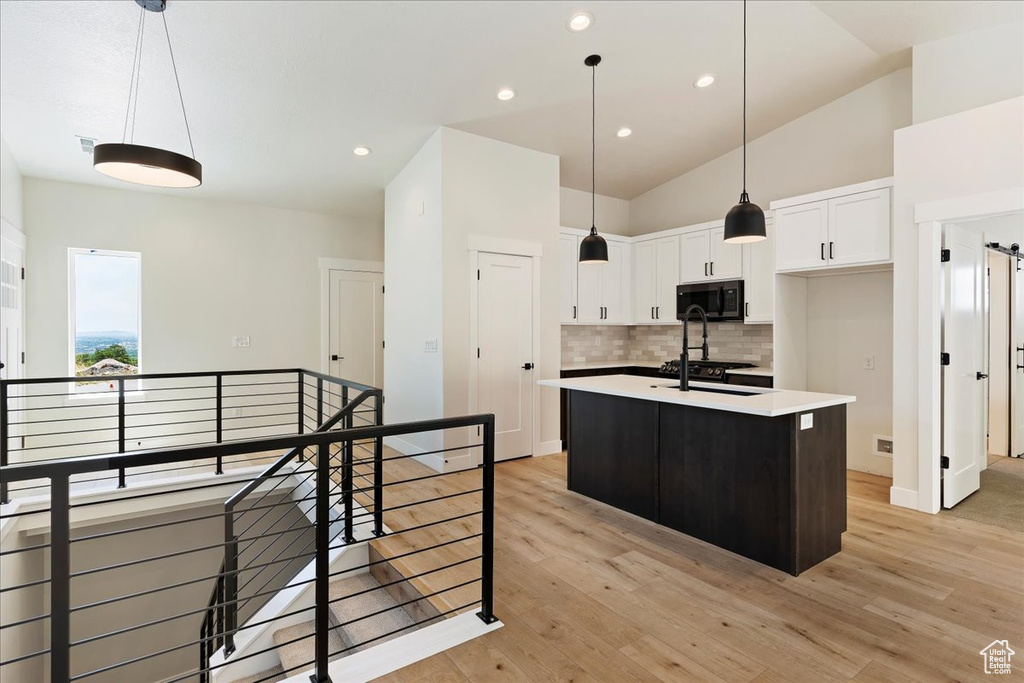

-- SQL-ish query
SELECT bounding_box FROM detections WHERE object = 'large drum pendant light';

[579,54,609,264]
[94,0,202,188]
[723,0,765,244]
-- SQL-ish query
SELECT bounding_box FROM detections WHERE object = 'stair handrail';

[219,383,382,656]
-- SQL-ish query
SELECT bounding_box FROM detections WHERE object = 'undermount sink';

[652,384,759,396]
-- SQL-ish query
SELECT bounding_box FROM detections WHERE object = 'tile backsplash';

[562,324,773,368]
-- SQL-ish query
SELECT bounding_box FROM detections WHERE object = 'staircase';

[231,573,421,683]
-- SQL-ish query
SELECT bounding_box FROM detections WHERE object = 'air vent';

[873,435,893,457]
[77,136,96,153]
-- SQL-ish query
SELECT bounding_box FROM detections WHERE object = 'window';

[69,249,141,389]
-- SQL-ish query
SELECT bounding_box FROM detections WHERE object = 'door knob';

[976,372,988,380]
[522,363,534,370]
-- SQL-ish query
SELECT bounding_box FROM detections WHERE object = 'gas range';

[657,359,756,382]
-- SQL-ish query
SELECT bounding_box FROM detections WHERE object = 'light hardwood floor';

[366,452,1023,683]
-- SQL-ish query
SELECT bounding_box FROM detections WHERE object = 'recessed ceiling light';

[694,74,715,88]
[497,88,516,101]
[616,127,632,138]
[353,146,372,156]
[568,12,593,32]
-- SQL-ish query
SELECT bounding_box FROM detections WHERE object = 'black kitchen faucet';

[679,304,710,391]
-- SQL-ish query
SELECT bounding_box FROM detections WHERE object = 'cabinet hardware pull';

[829,242,834,260]
[573,305,576,319]
[656,306,659,319]
[745,302,749,317]
[710,262,714,277]
[821,243,825,260]
[651,306,655,320]
[977,372,989,380]
[705,262,708,277]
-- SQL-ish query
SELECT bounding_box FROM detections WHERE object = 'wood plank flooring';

[367,453,1023,683]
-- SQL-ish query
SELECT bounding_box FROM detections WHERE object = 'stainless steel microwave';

[676,280,745,321]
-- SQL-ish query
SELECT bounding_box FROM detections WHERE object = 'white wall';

[629,69,912,232]
[891,96,1024,510]
[442,128,561,459]
[806,271,894,476]
[383,130,445,453]
[22,178,383,378]
[988,251,1011,457]
[559,186,630,235]
[912,23,1024,125]
[1,135,22,230]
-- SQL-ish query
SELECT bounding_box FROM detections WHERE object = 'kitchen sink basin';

[652,384,759,396]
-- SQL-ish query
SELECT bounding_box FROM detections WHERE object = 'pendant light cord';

[162,12,196,159]
[742,0,747,195]
[122,7,145,144]
[591,61,596,230]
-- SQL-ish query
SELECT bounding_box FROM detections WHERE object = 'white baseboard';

[281,611,503,683]
[889,486,919,510]
[536,440,564,457]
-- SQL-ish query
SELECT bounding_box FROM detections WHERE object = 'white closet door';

[328,269,383,388]
[942,224,985,508]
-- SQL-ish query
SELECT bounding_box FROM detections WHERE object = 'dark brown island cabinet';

[544,375,853,576]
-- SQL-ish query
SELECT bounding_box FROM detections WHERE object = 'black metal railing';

[0,368,372,504]
[0,376,495,683]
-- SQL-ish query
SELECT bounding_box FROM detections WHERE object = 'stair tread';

[228,665,286,683]
[272,619,348,677]
[329,573,418,653]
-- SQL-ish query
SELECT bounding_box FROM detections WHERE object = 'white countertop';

[561,361,662,372]
[539,374,854,417]
[727,367,774,377]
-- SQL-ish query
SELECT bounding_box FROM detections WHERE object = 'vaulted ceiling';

[1,1,1020,221]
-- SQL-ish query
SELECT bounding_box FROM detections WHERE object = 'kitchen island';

[538,374,855,575]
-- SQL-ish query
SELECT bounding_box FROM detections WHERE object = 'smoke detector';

[77,137,96,154]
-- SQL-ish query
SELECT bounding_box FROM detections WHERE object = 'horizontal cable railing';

[0,369,376,503]
[0,375,495,683]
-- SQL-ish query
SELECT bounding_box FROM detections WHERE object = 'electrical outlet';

[424,339,438,353]
[873,435,893,457]
[232,336,251,348]
[863,355,874,370]
[800,413,814,430]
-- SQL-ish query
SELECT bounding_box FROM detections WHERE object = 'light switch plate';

[800,413,813,430]
[424,339,438,353]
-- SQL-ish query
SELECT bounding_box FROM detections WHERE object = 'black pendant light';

[94,0,202,188]
[579,54,609,264]
[723,0,765,244]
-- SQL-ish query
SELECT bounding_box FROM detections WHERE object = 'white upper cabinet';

[774,183,891,273]
[680,230,711,282]
[680,226,742,283]
[742,214,774,324]
[654,236,680,321]
[828,188,891,266]
[709,227,743,280]
[634,235,680,323]
[775,201,829,271]
[561,231,632,325]
[559,234,579,323]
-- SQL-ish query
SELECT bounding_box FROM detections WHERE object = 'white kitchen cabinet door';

[654,236,680,322]
[680,230,711,283]
[633,240,657,323]
[827,188,891,266]
[775,200,828,272]
[602,241,630,323]
[576,258,604,323]
[558,234,579,324]
[742,216,774,324]
[709,226,743,280]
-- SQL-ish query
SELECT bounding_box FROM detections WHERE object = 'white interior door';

[477,253,533,461]
[942,224,986,508]
[1013,255,1024,457]
[0,229,25,382]
[328,269,383,388]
